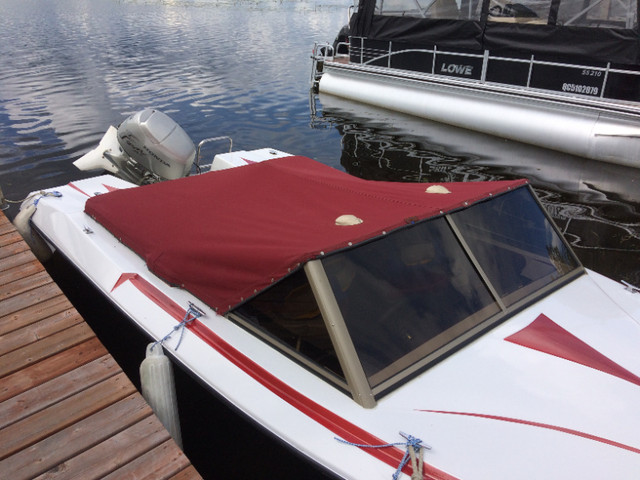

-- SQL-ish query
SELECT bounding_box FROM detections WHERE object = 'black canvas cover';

[483,23,640,65]
[349,0,640,66]
[366,17,484,51]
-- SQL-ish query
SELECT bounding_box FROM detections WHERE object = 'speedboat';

[312,0,640,167]
[16,109,640,479]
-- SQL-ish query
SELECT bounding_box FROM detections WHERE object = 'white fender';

[13,203,53,262]
[140,343,183,449]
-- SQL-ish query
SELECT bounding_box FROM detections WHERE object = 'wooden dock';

[0,211,203,480]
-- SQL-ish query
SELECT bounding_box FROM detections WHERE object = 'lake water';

[2,0,640,478]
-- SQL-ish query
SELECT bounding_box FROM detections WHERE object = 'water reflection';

[313,93,640,285]
[0,0,346,199]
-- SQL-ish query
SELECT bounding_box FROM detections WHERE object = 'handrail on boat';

[345,36,640,102]
[311,42,335,85]
[196,136,233,173]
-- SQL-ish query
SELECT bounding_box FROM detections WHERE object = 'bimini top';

[85,156,526,313]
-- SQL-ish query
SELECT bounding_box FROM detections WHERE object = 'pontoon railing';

[333,36,640,103]
[311,42,335,85]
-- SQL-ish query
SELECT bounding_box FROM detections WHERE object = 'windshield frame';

[318,184,582,402]
[231,185,583,407]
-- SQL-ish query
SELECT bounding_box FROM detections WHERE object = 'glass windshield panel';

[556,0,637,28]
[322,217,500,387]
[451,188,578,306]
[376,0,480,20]
[234,269,344,379]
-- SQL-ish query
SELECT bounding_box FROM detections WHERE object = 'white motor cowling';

[74,108,196,184]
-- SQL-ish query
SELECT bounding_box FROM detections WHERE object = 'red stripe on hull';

[112,273,457,480]
[420,410,640,455]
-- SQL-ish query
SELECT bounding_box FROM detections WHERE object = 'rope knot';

[33,190,63,206]
[152,302,205,351]
[335,431,431,479]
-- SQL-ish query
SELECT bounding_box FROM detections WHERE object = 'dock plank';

[0,355,119,429]
[0,372,137,460]
[0,248,38,272]
[0,228,23,248]
[32,416,171,480]
[170,465,205,480]
[0,258,44,286]
[0,238,30,259]
[0,337,106,403]
[0,282,68,322]
[0,294,73,336]
[0,212,202,479]
[0,215,30,259]
[0,308,84,356]
[0,321,96,377]
[0,217,15,235]
[2,394,153,480]
[0,268,53,301]
[102,439,194,480]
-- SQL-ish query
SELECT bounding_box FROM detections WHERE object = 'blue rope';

[336,432,430,479]
[33,190,62,206]
[152,302,204,351]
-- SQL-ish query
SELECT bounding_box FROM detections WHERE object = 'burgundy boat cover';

[85,156,527,313]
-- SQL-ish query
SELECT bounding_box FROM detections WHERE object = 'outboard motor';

[74,108,196,184]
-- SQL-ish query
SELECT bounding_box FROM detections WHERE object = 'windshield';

[233,186,580,399]
[322,187,579,389]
